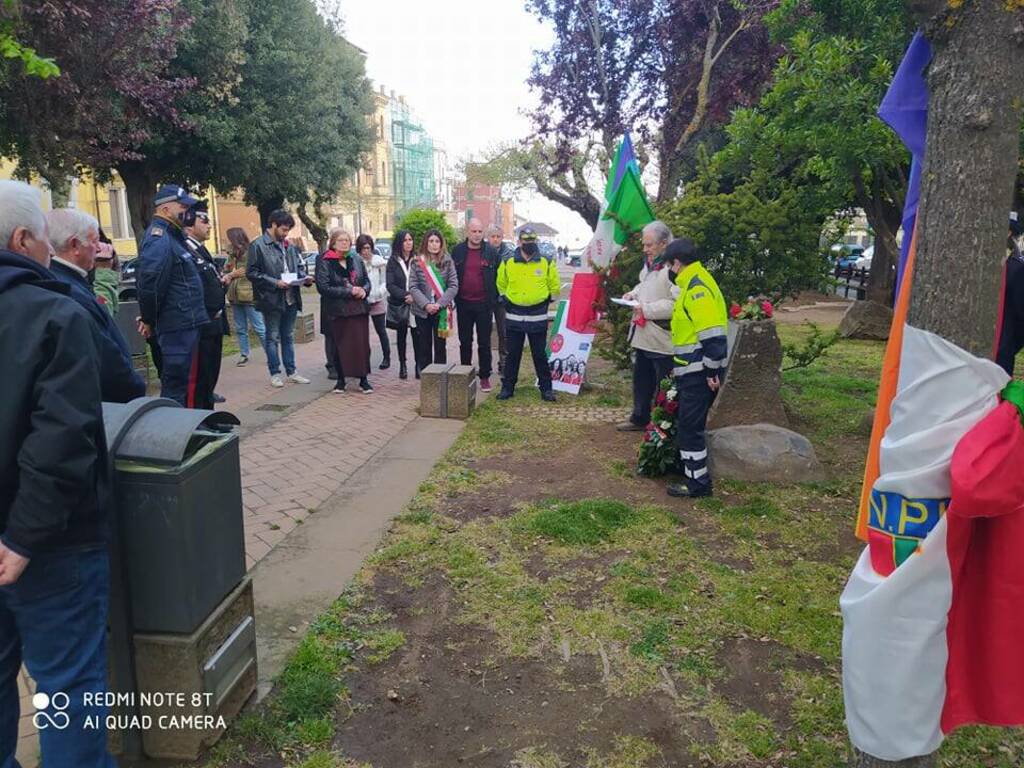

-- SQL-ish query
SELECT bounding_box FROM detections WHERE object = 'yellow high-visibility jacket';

[671,261,728,377]
[497,249,561,328]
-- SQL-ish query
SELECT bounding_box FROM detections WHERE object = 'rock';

[839,300,893,341]
[707,320,788,430]
[708,424,825,484]
[858,408,876,436]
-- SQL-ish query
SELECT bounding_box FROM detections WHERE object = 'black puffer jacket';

[0,250,109,557]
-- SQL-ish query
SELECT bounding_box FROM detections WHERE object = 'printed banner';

[547,299,595,395]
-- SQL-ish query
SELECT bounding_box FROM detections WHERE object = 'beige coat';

[625,265,679,355]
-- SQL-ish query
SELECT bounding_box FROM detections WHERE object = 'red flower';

[729,302,742,319]
[760,300,774,318]
[655,392,666,406]
[665,399,679,416]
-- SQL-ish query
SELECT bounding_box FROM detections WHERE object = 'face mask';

[522,242,538,256]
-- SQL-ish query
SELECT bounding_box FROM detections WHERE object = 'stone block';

[708,424,825,484]
[293,310,315,344]
[447,364,477,420]
[707,320,789,430]
[839,299,893,341]
[131,578,257,761]
[420,363,454,418]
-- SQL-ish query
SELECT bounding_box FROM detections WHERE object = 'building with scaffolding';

[390,96,436,217]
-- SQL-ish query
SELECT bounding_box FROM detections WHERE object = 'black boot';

[379,356,391,370]
[415,364,421,380]
[399,361,408,380]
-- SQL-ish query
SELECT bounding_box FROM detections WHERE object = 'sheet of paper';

[610,297,640,308]
[280,271,302,286]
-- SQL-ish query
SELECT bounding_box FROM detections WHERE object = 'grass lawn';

[200,322,1024,768]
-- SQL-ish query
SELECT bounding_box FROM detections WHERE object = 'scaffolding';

[390,99,436,217]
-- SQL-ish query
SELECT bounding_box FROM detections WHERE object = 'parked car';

[855,246,874,271]
[567,248,583,267]
[301,251,319,277]
[375,241,392,259]
[832,244,865,270]
[538,241,557,260]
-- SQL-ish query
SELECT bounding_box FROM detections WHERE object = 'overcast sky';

[340,0,594,245]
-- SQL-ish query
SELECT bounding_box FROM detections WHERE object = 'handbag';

[386,300,410,329]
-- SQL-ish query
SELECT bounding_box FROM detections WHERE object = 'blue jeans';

[263,305,298,376]
[231,304,266,358]
[157,327,200,407]
[0,548,115,768]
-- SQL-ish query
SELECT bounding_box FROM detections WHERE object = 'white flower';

[667,389,677,401]
[660,421,672,430]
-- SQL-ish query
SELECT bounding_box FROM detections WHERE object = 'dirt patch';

[334,570,709,768]
[714,638,826,729]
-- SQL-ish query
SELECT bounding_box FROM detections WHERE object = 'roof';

[515,221,559,237]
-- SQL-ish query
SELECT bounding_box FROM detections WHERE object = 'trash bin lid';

[103,398,240,466]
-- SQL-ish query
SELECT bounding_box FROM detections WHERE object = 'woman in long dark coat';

[316,228,374,393]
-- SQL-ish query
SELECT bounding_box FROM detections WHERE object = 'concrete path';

[16,314,468,766]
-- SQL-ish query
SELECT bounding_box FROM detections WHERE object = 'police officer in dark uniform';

[184,200,227,409]
[136,185,209,407]
[996,212,1024,376]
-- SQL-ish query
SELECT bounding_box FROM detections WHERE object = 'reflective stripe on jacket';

[670,261,728,377]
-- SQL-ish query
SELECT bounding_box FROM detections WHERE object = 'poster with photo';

[547,300,596,396]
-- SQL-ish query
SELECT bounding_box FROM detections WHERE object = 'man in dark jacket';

[246,210,314,388]
[184,201,227,409]
[451,218,499,392]
[997,212,1024,376]
[486,225,512,376]
[0,180,116,767]
[136,184,209,406]
[46,208,146,404]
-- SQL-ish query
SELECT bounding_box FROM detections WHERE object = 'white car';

[855,246,873,271]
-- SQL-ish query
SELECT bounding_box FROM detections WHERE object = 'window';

[381,161,386,186]
[379,115,384,139]
[108,186,133,240]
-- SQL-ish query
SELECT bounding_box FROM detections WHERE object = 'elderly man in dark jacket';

[46,208,146,404]
[0,180,116,767]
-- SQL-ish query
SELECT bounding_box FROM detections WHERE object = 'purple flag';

[878,32,932,294]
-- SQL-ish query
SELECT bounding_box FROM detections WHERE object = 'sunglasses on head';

[195,213,210,223]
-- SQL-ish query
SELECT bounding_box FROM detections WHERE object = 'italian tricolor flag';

[418,256,452,338]
[842,32,1024,760]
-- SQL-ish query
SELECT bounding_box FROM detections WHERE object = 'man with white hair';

[0,180,116,766]
[617,220,680,432]
[47,208,145,403]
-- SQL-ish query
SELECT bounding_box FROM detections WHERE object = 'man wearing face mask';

[495,227,561,402]
[136,185,209,407]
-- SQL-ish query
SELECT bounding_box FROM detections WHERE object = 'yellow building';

[0,160,224,258]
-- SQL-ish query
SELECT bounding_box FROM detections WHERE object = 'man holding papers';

[617,221,679,432]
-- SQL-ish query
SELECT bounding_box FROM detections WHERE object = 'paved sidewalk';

[16,314,467,767]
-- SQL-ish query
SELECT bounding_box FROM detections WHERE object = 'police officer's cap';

[518,226,538,242]
[664,237,700,265]
[154,184,199,207]
[182,199,209,227]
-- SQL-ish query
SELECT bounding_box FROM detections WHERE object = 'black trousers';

[493,304,507,373]
[324,322,339,375]
[675,373,718,492]
[394,322,419,365]
[630,350,674,426]
[457,301,493,379]
[371,313,391,362]
[147,335,163,378]
[415,313,447,371]
[194,333,223,410]
[503,323,552,394]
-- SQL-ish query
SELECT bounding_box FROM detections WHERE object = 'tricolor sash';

[419,256,452,337]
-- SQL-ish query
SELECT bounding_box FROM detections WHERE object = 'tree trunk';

[117,163,160,250]
[43,175,72,208]
[852,1,1024,763]
[257,197,285,232]
[297,204,328,252]
[906,1,1024,357]
[863,211,900,307]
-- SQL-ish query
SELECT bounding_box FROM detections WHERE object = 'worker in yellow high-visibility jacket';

[496,227,561,402]
[664,237,728,499]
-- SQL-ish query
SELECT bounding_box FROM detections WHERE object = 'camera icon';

[32,691,71,731]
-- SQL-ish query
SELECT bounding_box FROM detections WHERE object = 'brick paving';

[15,311,463,766]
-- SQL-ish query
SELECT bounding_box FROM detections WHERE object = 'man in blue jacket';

[46,208,146,403]
[136,185,209,406]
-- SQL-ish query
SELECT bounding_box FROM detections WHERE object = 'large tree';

[0,0,189,205]
[516,0,779,227]
[229,0,373,228]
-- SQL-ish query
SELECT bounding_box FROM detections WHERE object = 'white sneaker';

[288,373,311,384]
[270,375,285,388]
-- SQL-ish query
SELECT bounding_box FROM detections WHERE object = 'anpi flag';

[582,134,655,269]
[842,33,1024,760]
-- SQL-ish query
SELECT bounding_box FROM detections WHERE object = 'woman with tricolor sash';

[409,228,458,372]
